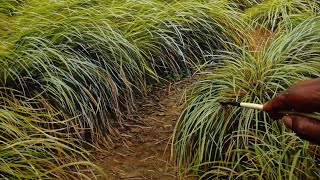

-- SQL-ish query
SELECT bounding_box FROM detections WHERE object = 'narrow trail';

[95,73,206,180]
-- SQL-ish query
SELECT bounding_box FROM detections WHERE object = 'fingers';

[264,78,320,115]
[263,92,291,119]
[283,115,320,144]
[263,78,320,144]
[267,111,285,120]
[264,90,320,116]
[285,88,320,112]
[263,93,286,112]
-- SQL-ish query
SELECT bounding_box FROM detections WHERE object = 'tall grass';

[245,0,320,30]
[173,17,320,179]
[0,88,103,179]
[0,0,243,142]
[3,0,319,178]
[0,0,25,16]
[0,0,244,178]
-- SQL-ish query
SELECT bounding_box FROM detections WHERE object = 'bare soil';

[94,73,206,180]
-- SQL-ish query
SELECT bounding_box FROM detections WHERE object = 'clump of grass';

[0,0,244,177]
[0,0,244,142]
[0,0,25,16]
[173,17,320,179]
[0,89,103,179]
[245,0,320,31]
[229,0,263,10]
[102,0,243,79]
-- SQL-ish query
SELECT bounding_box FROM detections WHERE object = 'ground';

[94,72,207,180]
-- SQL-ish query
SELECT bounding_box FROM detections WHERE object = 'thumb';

[283,115,320,144]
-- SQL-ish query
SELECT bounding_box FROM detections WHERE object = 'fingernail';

[283,115,293,129]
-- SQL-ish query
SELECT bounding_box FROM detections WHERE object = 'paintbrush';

[219,101,320,121]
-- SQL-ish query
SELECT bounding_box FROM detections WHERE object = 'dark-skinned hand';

[263,78,320,144]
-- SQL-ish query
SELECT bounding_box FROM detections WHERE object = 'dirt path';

[95,73,206,180]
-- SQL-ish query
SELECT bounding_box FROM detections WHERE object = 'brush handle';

[240,103,263,110]
[240,102,320,121]
[279,111,320,121]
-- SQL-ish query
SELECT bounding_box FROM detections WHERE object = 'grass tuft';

[0,88,104,179]
[173,17,320,179]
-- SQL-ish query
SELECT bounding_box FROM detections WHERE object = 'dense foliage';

[0,0,240,178]
[173,1,320,179]
[1,0,320,178]
[0,0,241,142]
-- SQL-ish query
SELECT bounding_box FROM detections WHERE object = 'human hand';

[263,78,320,143]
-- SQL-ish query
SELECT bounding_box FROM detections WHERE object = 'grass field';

[1,0,319,179]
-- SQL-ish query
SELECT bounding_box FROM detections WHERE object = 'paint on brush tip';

[219,101,241,107]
